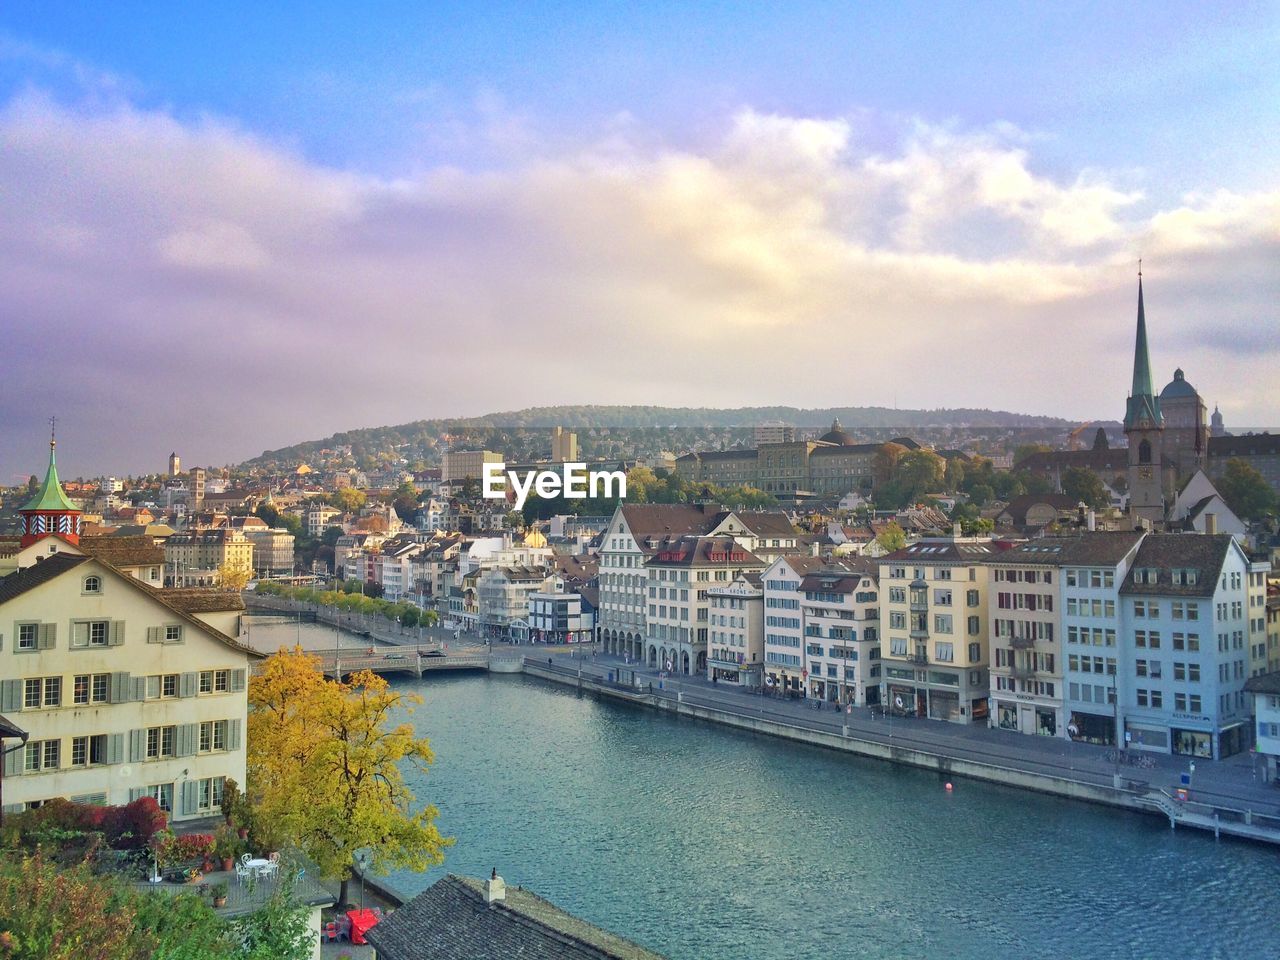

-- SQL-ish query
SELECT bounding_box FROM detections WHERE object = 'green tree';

[247,650,451,908]
[1061,467,1110,508]
[894,449,946,502]
[968,483,995,507]
[875,521,907,553]
[329,487,366,513]
[1217,458,1276,519]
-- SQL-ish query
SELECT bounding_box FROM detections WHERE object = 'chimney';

[1204,512,1217,535]
[484,867,506,904]
[952,522,962,540]
[810,540,820,557]
[1086,509,1096,532]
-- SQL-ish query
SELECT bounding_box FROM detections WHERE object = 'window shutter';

[38,623,55,650]
[0,679,20,713]
[180,673,197,698]
[73,621,89,647]
[128,787,145,802]
[129,729,146,762]
[109,621,126,646]
[107,733,124,765]
[182,780,199,816]
[147,626,161,644]
[111,672,131,704]
[132,677,147,701]
[177,724,197,758]
[228,719,242,751]
[3,746,22,777]
[231,669,247,692]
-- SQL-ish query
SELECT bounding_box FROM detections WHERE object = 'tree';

[875,521,906,553]
[968,483,994,507]
[247,649,451,908]
[1061,467,1109,509]
[391,482,420,523]
[215,562,253,593]
[329,487,366,513]
[504,510,525,531]
[894,449,946,501]
[1217,458,1276,519]
[872,443,908,486]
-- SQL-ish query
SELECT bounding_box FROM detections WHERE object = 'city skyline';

[2,3,1278,474]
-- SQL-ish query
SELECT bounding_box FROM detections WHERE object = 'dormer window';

[82,575,102,595]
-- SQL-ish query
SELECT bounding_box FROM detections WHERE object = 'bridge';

[301,647,519,680]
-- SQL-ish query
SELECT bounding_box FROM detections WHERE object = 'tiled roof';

[148,587,246,613]
[1208,434,1280,457]
[643,536,763,568]
[880,540,998,563]
[79,535,165,567]
[997,494,1082,526]
[986,532,1144,567]
[1120,534,1236,598]
[1244,671,1280,695]
[733,511,799,539]
[0,553,89,604]
[619,504,726,548]
[365,875,667,960]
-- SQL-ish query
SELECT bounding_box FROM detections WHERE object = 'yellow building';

[164,528,255,587]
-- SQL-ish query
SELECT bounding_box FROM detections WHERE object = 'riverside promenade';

[525,647,1280,844]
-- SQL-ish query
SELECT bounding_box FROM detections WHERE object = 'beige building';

[1,552,259,819]
[550,427,578,462]
[442,450,504,485]
[707,572,764,689]
[164,529,255,587]
[246,528,296,576]
[879,538,996,723]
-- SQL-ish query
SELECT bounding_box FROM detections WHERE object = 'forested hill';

[244,405,1072,471]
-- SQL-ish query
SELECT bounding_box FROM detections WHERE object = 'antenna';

[49,415,57,445]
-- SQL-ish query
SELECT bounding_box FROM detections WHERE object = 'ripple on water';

[381,675,1279,960]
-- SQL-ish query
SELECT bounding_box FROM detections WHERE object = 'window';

[71,620,112,648]
[890,638,907,656]
[968,616,980,636]
[1189,695,1201,713]
[92,674,109,703]
[968,642,981,662]
[25,739,60,772]
[1150,690,1163,709]
[146,726,176,760]
[1175,693,1187,711]
[199,720,228,753]
[17,623,38,651]
[82,575,102,594]
[70,734,107,767]
[197,776,225,813]
[934,615,953,634]
[935,642,954,662]
[23,677,60,709]
[147,783,174,813]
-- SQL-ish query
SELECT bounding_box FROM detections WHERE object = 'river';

[362,672,1278,960]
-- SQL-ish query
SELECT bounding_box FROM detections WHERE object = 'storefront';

[1068,711,1116,746]
[1124,722,1169,753]
[1172,728,1213,759]
[993,697,1060,736]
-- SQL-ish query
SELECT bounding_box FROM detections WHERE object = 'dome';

[522,529,548,549]
[818,417,856,446]
[1159,368,1199,400]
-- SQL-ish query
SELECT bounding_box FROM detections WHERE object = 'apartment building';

[879,539,997,723]
[164,529,254,587]
[1245,672,1280,783]
[0,552,260,818]
[528,587,593,644]
[1247,562,1271,677]
[1119,534,1255,759]
[988,534,1143,740]
[245,528,295,576]
[707,572,764,689]
[643,536,765,675]
[442,450,503,485]
[800,559,881,706]
[477,566,549,641]
[760,555,828,695]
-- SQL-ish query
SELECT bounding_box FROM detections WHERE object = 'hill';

[242,405,1072,472]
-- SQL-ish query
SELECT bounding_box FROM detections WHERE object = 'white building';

[761,555,829,696]
[799,559,882,706]
[1245,672,1280,782]
[707,572,764,689]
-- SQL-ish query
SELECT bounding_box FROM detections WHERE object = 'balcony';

[1012,663,1037,680]
[907,652,929,666]
[1010,636,1035,650]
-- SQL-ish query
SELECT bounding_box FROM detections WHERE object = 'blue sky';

[1,2,1277,473]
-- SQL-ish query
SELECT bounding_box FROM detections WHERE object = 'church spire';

[20,424,82,547]
[1124,269,1162,430]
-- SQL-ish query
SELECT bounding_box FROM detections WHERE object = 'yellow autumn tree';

[247,648,451,906]
[214,561,253,592]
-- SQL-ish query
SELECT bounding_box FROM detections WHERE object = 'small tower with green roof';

[20,427,82,548]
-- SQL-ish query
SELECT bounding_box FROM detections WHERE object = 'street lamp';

[355,850,370,910]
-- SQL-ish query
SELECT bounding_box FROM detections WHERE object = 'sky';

[1,2,1278,477]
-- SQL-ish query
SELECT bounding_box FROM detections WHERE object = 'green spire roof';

[1124,274,1163,430]
[21,441,80,513]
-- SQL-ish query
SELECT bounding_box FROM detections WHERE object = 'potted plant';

[214,825,237,872]
[210,881,228,909]
[218,783,239,829]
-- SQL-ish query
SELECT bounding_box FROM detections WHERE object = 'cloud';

[0,94,1276,474]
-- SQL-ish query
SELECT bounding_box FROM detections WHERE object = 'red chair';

[322,921,339,943]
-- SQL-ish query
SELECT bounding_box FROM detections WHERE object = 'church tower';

[1124,272,1165,524]
[19,430,83,548]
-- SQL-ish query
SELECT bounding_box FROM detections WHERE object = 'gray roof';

[986,532,1144,567]
[365,874,667,960]
[1245,671,1280,695]
[1120,534,1236,598]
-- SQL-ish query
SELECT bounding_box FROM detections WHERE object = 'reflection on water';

[382,674,1276,960]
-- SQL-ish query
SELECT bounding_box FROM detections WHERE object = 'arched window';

[82,575,102,594]
[1138,440,1152,465]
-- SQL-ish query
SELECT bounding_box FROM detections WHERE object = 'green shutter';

[180,673,197,698]
[146,626,162,644]
[111,672,131,704]
[109,621,126,646]
[107,734,124,765]
[132,677,147,701]
[231,669,247,692]
[181,780,199,816]
[38,623,56,649]
[228,719,242,751]
[3,746,21,777]
[0,679,20,712]
[129,729,146,762]
[177,724,197,758]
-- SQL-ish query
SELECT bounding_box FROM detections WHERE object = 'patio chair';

[322,921,340,943]
[259,860,279,880]
[239,853,253,865]
[234,861,251,885]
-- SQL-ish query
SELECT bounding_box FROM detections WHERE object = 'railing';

[1010,636,1036,650]
[907,653,929,665]
[1012,664,1037,680]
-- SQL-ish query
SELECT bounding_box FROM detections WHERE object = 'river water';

[362,672,1278,960]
